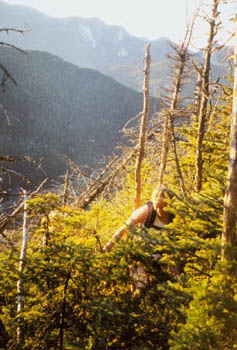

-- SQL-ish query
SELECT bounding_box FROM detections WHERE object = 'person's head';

[151,186,175,222]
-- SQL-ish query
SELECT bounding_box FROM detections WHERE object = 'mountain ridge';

[0,0,174,70]
[0,0,230,97]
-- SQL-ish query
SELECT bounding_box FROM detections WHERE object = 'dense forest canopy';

[0,0,237,349]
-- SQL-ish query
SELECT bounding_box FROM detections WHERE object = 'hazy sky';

[5,0,237,46]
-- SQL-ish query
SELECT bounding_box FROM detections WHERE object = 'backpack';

[144,201,158,229]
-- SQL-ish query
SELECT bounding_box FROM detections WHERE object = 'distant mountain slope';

[102,53,229,97]
[0,0,230,98]
[101,57,173,97]
[0,47,158,185]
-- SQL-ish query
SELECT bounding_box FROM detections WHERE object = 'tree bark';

[158,111,170,186]
[222,17,237,259]
[134,44,151,209]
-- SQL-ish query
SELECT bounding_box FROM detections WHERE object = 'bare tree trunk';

[158,112,170,186]
[194,0,220,192]
[17,190,29,347]
[62,170,69,206]
[168,111,187,197]
[193,64,203,119]
[222,17,237,259]
[134,44,151,209]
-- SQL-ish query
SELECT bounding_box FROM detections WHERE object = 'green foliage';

[0,229,186,350]
[170,253,237,350]
[0,77,236,350]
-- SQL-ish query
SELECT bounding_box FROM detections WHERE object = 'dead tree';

[17,191,29,346]
[62,170,69,206]
[194,0,222,192]
[78,150,136,209]
[134,44,151,209]
[158,18,195,196]
[76,124,164,210]
[168,110,187,197]
[222,16,237,259]
[77,28,192,209]
[158,111,170,186]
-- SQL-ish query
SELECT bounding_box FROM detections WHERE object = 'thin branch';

[0,42,28,55]
[122,112,143,133]
[0,63,17,86]
[0,28,26,35]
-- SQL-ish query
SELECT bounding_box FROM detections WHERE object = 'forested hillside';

[0,75,236,349]
[0,47,157,188]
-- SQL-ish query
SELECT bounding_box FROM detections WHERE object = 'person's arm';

[103,205,149,253]
[103,224,128,253]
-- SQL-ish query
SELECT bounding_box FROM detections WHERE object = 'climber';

[103,185,175,294]
[103,185,175,253]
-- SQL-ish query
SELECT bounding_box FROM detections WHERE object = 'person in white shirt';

[103,185,175,253]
